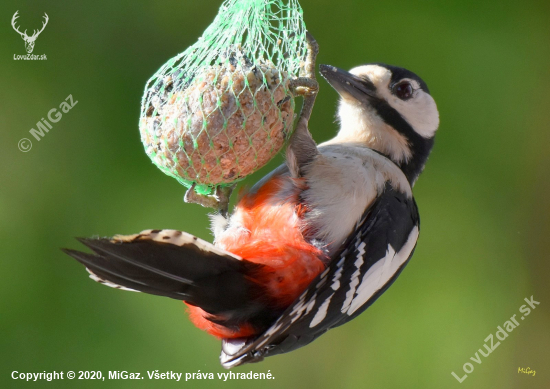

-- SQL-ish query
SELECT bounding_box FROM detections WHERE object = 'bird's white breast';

[302,143,412,255]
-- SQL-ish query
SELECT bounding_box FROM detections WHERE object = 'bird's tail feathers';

[63,229,267,318]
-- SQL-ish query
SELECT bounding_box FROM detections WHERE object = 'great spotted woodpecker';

[64,48,439,367]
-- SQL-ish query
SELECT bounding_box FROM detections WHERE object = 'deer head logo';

[11,11,49,54]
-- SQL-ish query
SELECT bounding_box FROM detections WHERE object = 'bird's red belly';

[186,176,326,338]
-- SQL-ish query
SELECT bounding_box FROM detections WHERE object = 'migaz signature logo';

[11,11,48,60]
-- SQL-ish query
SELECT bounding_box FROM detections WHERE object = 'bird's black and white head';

[320,63,439,184]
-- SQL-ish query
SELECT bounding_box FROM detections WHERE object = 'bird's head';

[320,63,439,184]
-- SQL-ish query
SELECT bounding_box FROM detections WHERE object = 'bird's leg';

[287,31,320,178]
[215,185,235,218]
[184,184,235,217]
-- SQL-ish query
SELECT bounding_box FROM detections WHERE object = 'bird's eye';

[393,82,413,100]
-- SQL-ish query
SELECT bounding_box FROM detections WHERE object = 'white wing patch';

[309,257,345,328]
[309,293,334,327]
[341,242,366,313]
[331,257,345,291]
[347,226,419,315]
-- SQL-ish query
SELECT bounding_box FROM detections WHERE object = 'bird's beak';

[319,64,377,102]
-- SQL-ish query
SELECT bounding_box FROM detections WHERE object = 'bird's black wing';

[220,182,420,368]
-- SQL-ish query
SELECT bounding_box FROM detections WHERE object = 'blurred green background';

[1,0,549,388]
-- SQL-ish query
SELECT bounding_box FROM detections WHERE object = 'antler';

[11,11,28,38]
[30,13,49,39]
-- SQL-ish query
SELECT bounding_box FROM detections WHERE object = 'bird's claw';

[291,31,320,96]
[184,184,235,216]
[290,77,319,97]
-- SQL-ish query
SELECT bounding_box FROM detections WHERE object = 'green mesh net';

[139,0,307,195]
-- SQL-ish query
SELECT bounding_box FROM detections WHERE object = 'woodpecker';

[64,60,439,368]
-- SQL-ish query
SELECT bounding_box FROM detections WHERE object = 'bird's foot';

[184,184,235,216]
[290,31,319,96]
[290,77,319,97]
